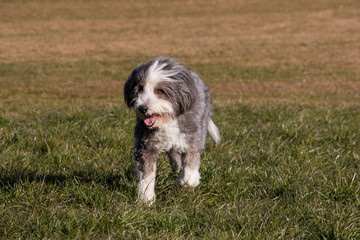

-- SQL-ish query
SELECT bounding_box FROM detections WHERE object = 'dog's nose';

[138,106,148,114]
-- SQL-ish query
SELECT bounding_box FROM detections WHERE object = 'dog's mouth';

[143,115,159,128]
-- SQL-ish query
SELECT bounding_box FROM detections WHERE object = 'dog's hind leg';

[178,147,201,187]
[167,148,182,173]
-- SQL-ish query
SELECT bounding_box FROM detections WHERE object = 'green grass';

[1,0,360,238]
[1,104,359,239]
[0,60,137,110]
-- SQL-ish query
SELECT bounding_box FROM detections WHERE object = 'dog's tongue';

[144,115,158,126]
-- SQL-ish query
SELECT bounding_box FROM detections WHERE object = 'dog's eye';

[138,85,143,92]
[155,89,165,95]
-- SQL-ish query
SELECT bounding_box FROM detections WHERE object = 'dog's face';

[124,57,196,128]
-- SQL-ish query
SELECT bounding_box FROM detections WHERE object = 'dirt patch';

[1,0,359,65]
[1,0,359,106]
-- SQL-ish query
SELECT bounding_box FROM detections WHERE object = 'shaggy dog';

[124,56,220,203]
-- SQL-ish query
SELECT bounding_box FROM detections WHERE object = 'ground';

[0,0,359,239]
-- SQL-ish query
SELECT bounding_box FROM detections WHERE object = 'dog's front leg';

[135,146,158,204]
[178,147,201,187]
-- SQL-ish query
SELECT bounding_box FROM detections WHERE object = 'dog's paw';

[178,168,201,187]
[138,193,156,206]
[138,175,156,205]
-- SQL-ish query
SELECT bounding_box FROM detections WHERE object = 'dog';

[124,56,220,204]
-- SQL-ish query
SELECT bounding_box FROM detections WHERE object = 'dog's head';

[124,57,196,128]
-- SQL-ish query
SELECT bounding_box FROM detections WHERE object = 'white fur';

[155,119,188,152]
[147,59,179,84]
[138,169,156,204]
[135,82,174,118]
[178,167,201,187]
[134,61,177,118]
[208,119,220,143]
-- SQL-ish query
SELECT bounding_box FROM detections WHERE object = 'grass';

[1,104,360,238]
[1,0,360,238]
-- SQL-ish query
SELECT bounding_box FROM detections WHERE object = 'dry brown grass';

[1,0,359,107]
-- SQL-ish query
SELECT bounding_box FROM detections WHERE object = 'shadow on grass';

[0,167,136,193]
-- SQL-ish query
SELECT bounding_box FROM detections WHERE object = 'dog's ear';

[174,71,197,114]
[177,83,196,113]
[124,67,140,108]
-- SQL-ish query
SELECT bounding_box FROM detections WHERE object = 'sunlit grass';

[1,0,360,238]
[1,104,359,238]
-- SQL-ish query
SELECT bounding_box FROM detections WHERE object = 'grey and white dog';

[124,56,220,204]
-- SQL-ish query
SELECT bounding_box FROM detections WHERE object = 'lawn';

[0,0,359,239]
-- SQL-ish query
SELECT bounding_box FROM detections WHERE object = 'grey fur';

[124,56,219,203]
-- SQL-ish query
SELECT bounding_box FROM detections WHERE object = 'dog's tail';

[208,119,220,144]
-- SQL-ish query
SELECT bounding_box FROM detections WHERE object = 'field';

[1,0,360,239]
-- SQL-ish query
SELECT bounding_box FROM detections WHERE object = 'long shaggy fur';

[124,56,220,204]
